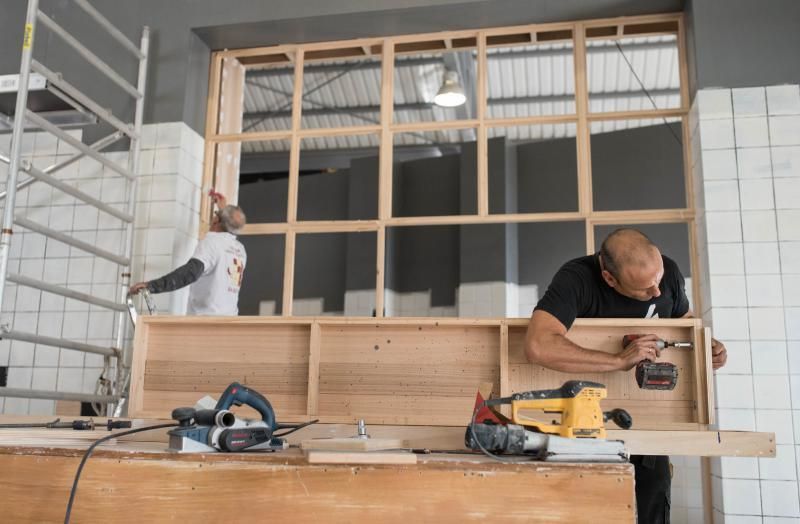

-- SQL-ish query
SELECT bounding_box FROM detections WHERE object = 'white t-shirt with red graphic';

[187,231,246,316]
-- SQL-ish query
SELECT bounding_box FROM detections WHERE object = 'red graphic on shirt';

[228,257,244,288]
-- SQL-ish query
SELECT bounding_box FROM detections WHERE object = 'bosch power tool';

[167,382,316,453]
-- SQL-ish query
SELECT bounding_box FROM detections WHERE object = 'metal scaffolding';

[0,0,149,414]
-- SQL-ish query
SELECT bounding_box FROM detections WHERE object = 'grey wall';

[515,136,578,213]
[591,122,685,211]
[686,0,800,93]
[1,0,681,142]
[387,153,462,305]
[238,234,285,315]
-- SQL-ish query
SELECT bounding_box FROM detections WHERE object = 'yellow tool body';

[509,380,608,438]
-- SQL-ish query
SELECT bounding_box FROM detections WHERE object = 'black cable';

[64,423,177,524]
[468,401,533,464]
[272,419,319,438]
[614,41,683,148]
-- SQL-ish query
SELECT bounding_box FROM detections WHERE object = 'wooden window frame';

[202,12,698,317]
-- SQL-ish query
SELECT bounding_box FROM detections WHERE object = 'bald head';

[218,205,247,234]
[599,228,664,301]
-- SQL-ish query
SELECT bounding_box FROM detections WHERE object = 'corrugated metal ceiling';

[241,34,680,154]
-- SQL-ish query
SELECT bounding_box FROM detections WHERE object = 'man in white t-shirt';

[129,193,247,315]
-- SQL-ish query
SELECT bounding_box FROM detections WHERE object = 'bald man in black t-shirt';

[525,228,727,524]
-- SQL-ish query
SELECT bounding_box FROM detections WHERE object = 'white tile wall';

[701,119,736,150]
[772,147,800,178]
[735,117,771,148]
[734,88,768,117]
[770,116,800,147]
[1,123,207,415]
[698,85,800,522]
[762,480,800,517]
[742,210,778,242]
[745,243,781,274]
[721,478,762,515]
[698,89,733,119]
[767,86,800,116]
[747,275,784,307]
[740,179,775,210]
[705,149,739,180]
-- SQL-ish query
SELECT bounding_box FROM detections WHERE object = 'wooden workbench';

[0,443,635,523]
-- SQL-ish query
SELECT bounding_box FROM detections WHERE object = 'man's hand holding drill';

[616,334,663,371]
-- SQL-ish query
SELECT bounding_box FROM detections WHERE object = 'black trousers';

[631,455,671,524]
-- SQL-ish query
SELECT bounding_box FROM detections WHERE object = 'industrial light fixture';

[433,69,466,107]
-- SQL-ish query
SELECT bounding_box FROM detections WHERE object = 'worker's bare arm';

[525,309,661,373]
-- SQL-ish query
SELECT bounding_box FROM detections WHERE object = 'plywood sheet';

[318,324,500,426]
[137,322,310,418]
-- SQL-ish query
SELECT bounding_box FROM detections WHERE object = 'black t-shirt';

[534,254,690,329]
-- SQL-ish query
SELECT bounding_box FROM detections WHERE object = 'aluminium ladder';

[0,0,149,415]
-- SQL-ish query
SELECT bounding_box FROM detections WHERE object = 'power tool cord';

[273,418,319,438]
[64,422,178,524]
[469,401,533,464]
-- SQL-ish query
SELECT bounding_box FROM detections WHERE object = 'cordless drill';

[622,334,692,390]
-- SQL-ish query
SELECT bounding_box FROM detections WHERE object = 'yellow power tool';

[503,380,631,438]
[467,381,632,461]
[473,380,632,438]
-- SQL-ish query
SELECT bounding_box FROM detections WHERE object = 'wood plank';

[306,450,417,464]
[607,429,775,457]
[375,225,386,317]
[213,57,246,205]
[301,437,406,451]
[704,327,715,425]
[476,32,488,216]
[307,322,321,416]
[0,417,775,458]
[586,108,686,121]
[0,450,635,523]
[0,429,117,447]
[200,52,224,235]
[574,22,592,218]
[282,230,296,315]
[499,323,509,397]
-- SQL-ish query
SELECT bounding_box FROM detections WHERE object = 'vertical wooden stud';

[477,32,489,216]
[375,225,386,317]
[307,321,321,416]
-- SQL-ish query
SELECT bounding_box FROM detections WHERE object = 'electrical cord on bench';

[64,423,178,524]
[468,401,534,464]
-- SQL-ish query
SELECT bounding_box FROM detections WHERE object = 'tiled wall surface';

[0,122,203,415]
[692,84,800,522]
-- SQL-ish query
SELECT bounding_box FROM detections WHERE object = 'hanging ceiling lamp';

[433,69,466,107]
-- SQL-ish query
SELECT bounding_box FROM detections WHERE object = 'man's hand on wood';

[711,338,727,370]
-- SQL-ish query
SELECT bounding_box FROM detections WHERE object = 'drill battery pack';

[635,361,679,390]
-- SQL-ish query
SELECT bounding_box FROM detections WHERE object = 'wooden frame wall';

[201,12,700,316]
